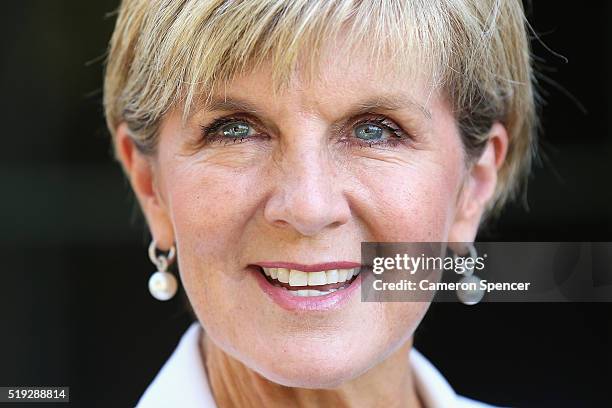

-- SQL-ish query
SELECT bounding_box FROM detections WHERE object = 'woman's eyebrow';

[198,94,432,121]
[349,95,432,121]
[202,97,260,114]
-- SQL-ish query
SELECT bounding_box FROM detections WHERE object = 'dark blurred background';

[0,1,610,407]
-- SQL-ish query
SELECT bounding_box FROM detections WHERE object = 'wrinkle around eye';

[176,132,273,169]
[214,144,273,164]
[341,133,430,164]
[352,151,416,167]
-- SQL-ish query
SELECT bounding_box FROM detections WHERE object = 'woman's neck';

[199,334,422,408]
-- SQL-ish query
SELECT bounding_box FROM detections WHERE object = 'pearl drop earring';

[147,240,178,301]
[454,242,485,305]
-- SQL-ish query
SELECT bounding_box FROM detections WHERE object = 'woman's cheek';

[167,162,260,236]
[351,160,460,242]
[161,162,266,304]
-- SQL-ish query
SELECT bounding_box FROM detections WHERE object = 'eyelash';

[199,114,412,148]
[345,116,411,149]
[200,115,262,146]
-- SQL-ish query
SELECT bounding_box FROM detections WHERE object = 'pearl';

[456,274,484,305]
[148,271,178,301]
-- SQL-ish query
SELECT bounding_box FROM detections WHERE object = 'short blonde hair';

[104,0,537,213]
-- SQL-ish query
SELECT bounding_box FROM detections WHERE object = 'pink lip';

[254,261,361,272]
[249,265,362,312]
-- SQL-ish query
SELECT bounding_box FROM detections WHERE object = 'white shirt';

[136,323,498,408]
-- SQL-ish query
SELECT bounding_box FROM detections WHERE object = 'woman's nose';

[263,145,351,237]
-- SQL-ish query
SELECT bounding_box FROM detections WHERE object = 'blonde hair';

[104,0,537,213]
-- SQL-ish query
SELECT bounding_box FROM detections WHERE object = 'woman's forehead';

[198,44,438,121]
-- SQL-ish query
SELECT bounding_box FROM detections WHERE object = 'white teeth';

[261,266,359,287]
[289,270,308,287]
[326,269,339,284]
[277,268,289,283]
[288,289,330,297]
[307,271,327,286]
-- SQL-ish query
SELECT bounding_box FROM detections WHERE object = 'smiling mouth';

[254,266,361,297]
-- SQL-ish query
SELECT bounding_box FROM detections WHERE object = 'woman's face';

[123,42,503,388]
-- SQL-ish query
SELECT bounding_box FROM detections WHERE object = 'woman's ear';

[449,122,509,242]
[114,123,175,250]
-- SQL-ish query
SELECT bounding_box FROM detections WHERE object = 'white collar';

[136,322,496,408]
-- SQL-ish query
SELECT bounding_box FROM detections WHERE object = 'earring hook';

[148,240,176,271]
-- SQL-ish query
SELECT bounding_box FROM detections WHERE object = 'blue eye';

[220,121,251,139]
[200,116,263,146]
[355,124,384,141]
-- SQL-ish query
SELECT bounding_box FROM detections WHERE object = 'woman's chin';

[257,360,362,389]
[248,345,373,389]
